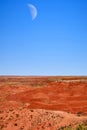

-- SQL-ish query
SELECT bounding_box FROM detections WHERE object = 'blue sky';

[0,0,87,75]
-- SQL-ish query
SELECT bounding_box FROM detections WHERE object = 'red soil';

[0,76,87,129]
[6,80,87,115]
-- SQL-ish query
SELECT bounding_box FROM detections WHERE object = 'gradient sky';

[0,0,87,75]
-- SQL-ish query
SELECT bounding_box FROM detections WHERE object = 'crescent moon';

[28,4,37,20]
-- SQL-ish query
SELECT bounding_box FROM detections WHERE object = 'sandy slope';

[0,107,87,130]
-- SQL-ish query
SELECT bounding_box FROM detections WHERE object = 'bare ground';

[0,76,87,130]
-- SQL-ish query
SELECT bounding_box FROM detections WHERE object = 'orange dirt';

[0,76,87,130]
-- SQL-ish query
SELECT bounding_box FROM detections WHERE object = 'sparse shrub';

[77,111,83,116]
[59,124,87,130]
[14,123,17,126]
[76,124,87,130]
[30,109,34,112]
[16,114,19,118]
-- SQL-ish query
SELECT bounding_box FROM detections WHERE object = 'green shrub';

[59,124,87,130]
[76,124,87,130]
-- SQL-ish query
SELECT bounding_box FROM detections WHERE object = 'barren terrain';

[0,76,87,130]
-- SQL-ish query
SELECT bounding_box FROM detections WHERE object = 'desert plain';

[0,76,87,130]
